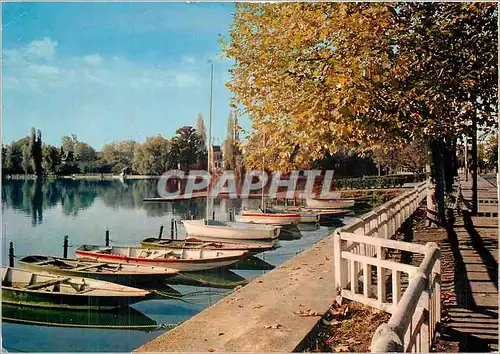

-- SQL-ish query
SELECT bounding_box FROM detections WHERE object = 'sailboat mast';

[206,61,214,221]
[261,130,265,211]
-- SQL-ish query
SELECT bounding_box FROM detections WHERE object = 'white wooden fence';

[333,181,441,352]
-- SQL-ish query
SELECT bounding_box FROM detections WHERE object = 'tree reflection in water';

[2,179,242,226]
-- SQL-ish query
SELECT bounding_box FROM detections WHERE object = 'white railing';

[333,181,441,352]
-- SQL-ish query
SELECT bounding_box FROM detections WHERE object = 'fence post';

[63,235,69,258]
[171,219,174,239]
[158,225,164,239]
[9,242,14,267]
[105,229,110,246]
[333,231,347,294]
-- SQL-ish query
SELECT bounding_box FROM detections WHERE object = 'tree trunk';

[431,139,446,225]
[471,114,478,215]
[426,139,437,226]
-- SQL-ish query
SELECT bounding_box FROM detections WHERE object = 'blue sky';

[2,2,246,149]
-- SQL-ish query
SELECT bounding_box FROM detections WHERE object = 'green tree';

[30,128,43,177]
[60,134,78,162]
[168,126,204,170]
[132,135,169,175]
[42,144,61,174]
[102,140,137,174]
[21,144,32,174]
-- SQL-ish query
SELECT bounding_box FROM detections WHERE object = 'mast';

[206,61,214,221]
[261,130,265,211]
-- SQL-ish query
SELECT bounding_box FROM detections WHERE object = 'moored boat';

[182,219,280,240]
[141,237,276,253]
[238,210,302,225]
[75,245,247,272]
[18,255,179,286]
[265,208,319,223]
[1,267,150,311]
[304,197,355,209]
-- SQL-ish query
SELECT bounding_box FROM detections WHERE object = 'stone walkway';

[134,237,335,352]
[408,175,499,351]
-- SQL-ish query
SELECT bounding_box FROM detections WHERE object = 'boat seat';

[72,263,106,272]
[146,250,174,259]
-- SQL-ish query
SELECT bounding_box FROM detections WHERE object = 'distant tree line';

[2,120,208,178]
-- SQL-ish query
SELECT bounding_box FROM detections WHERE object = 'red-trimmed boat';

[75,245,247,272]
[238,209,302,225]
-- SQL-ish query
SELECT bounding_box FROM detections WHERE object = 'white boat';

[238,210,302,225]
[75,245,247,272]
[296,212,320,223]
[264,208,319,223]
[2,267,150,310]
[305,197,355,209]
[182,219,280,240]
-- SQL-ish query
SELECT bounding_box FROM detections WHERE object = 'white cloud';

[174,73,201,87]
[83,54,104,67]
[25,37,58,61]
[2,37,202,92]
[182,55,196,65]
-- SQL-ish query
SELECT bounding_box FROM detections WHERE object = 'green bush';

[334,174,425,190]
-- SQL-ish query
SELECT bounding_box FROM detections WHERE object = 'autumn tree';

[371,140,427,175]
[196,113,207,144]
[196,114,208,168]
[223,3,497,225]
[222,111,243,176]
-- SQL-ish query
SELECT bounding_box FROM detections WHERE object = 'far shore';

[3,174,160,180]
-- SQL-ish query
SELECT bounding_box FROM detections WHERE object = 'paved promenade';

[135,237,335,352]
[412,174,499,351]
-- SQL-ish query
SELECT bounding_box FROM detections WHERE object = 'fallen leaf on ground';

[265,323,282,329]
[207,349,215,352]
[218,332,224,336]
[333,344,351,351]
[253,304,263,309]
[295,309,322,317]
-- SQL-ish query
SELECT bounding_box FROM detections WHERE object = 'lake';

[1,178,346,352]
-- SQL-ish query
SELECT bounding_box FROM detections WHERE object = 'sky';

[2,2,247,149]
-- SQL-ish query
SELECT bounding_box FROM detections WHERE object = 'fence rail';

[333,181,441,352]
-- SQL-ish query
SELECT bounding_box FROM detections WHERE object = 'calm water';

[1,178,345,352]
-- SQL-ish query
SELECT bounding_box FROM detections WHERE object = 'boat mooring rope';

[2,317,179,330]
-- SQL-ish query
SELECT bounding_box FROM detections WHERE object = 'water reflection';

[2,179,241,226]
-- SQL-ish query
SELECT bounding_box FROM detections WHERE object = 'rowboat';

[182,219,281,240]
[1,267,150,311]
[238,210,302,225]
[141,237,276,253]
[272,206,350,217]
[75,245,247,272]
[304,197,355,209]
[18,255,179,286]
[264,208,320,223]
